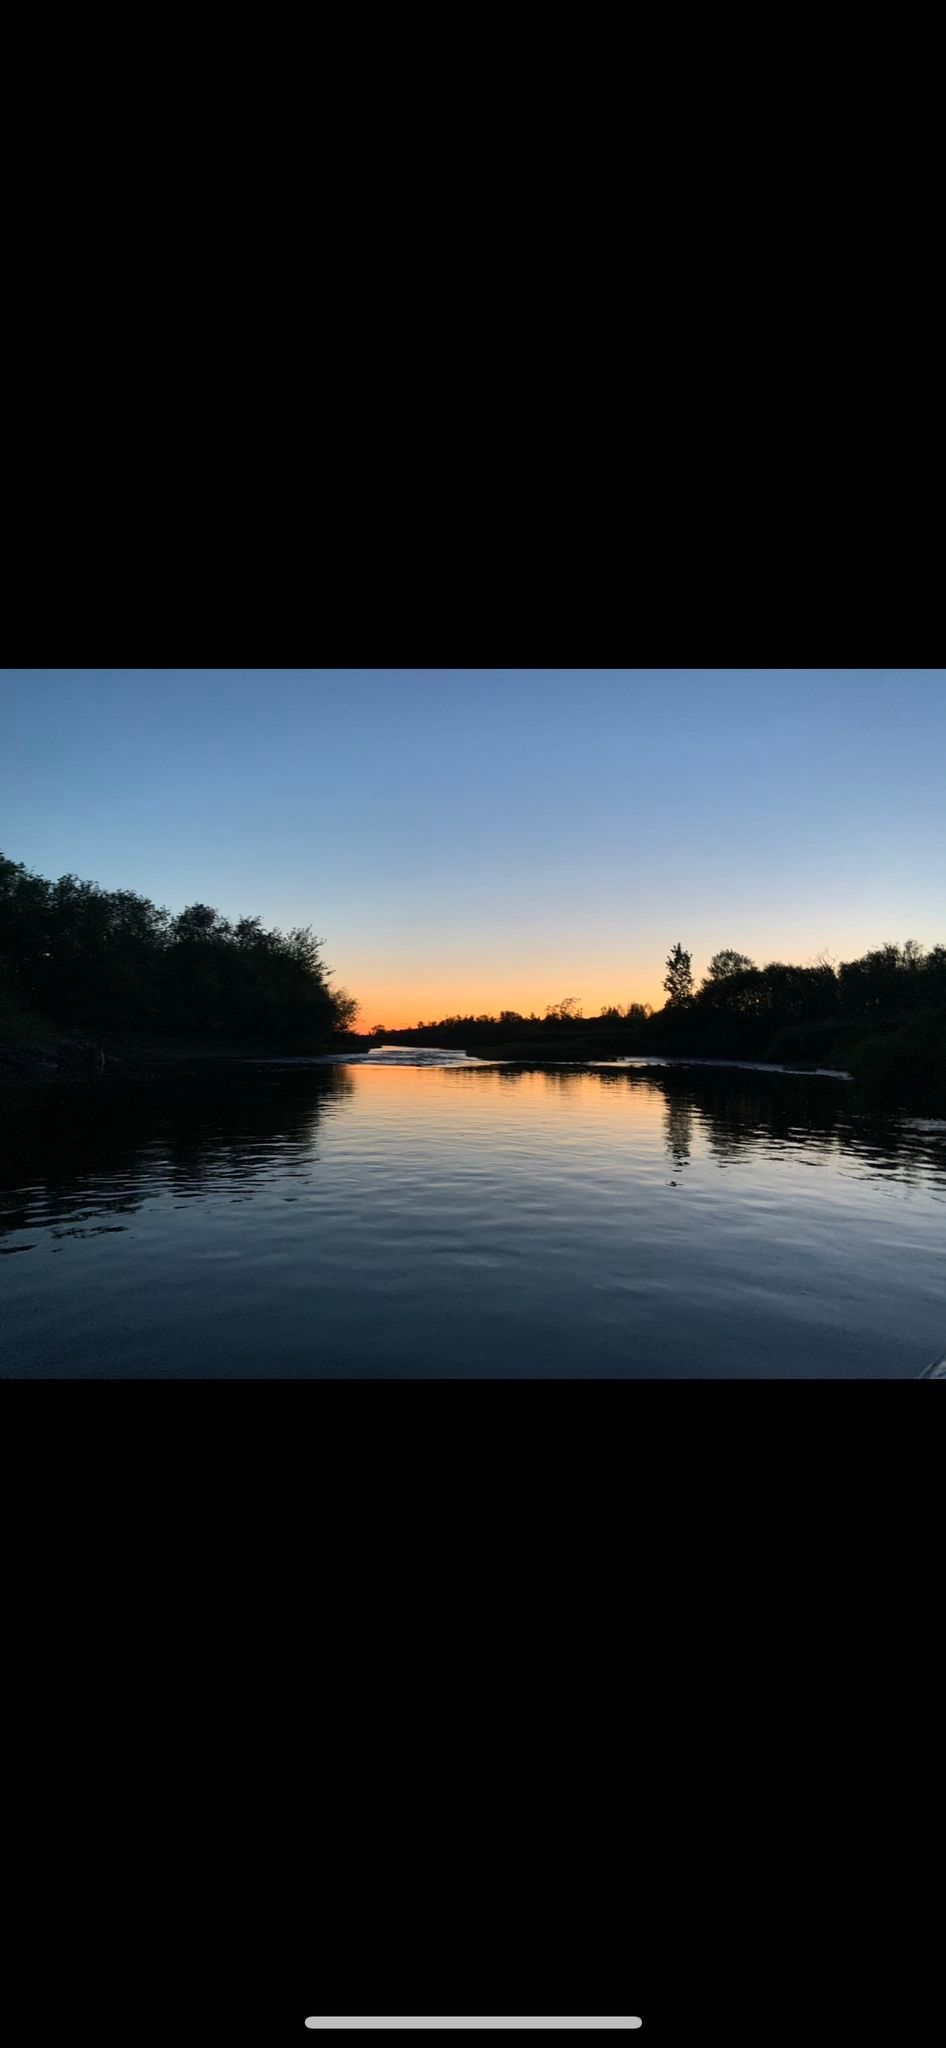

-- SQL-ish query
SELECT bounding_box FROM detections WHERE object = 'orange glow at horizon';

[339,975,669,1033]
[334,911,916,1032]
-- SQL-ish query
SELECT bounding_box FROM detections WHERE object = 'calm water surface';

[2,1053,945,1376]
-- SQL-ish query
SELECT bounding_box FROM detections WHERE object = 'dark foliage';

[845,1005,946,1095]
[0,851,356,1051]
[663,941,694,1006]
[369,939,946,1105]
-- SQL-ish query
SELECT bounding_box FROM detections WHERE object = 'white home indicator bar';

[304,2025,643,2033]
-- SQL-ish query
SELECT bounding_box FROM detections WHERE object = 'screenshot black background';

[13,1389,936,2047]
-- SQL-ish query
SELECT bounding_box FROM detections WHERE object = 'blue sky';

[3,668,944,1023]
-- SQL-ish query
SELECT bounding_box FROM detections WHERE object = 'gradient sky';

[3,668,944,1027]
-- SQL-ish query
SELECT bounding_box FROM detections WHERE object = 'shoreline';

[247,1050,855,1079]
[9,1035,946,1114]
[2,1041,854,1084]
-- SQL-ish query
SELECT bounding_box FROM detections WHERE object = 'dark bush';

[847,1008,946,1101]
[0,850,354,1050]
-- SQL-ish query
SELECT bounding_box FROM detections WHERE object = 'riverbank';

[0,1011,364,1090]
[3,1006,943,1114]
[375,1012,946,1111]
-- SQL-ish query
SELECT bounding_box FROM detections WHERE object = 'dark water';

[2,1054,945,1377]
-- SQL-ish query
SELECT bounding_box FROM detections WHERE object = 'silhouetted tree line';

[651,938,946,1095]
[371,939,946,1101]
[0,852,357,1051]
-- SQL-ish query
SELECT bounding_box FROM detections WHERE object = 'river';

[2,1052,944,1376]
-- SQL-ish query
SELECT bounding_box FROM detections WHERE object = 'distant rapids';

[360,1047,492,1067]
[248,1047,853,1076]
[250,1046,495,1068]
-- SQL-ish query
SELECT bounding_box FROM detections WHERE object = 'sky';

[3,668,945,1027]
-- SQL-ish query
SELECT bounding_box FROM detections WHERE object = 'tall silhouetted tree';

[663,943,694,1006]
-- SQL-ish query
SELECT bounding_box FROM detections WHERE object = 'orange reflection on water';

[341,1059,673,1144]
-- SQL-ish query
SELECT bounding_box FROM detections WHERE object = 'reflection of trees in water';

[0,1067,353,1237]
[661,1068,945,1183]
[700,1085,762,1166]
[9,1063,939,1242]
[445,1061,946,1186]
[447,1065,524,1090]
[541,1068,585,1093]
[665,1092,694,1172]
